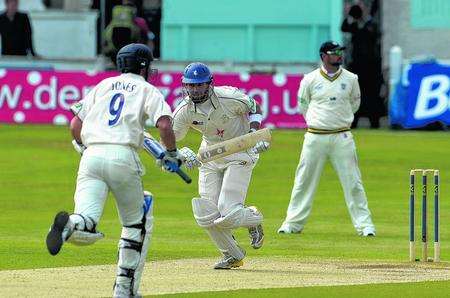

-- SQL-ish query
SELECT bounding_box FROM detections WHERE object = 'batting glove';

[248,140,270,154]
[179,147,202,169]
[72,139,86,155]
[160,149,183,172]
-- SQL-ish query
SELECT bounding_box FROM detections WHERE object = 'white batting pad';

[114,195,154,297]
[192,197,220,227]
[192,198,245,260]
[213,206,263,229]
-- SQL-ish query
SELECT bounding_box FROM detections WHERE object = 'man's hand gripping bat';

[142,132,192,184]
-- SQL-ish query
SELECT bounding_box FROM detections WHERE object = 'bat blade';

[197,128,271,162]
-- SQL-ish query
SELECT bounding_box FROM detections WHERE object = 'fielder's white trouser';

[280,131,375,234]
[193,151,262,258]
[69,144,153,296]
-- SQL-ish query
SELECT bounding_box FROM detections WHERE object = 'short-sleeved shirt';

[298,67,361,130]
[172,86,256,147]
[71,73,172,149]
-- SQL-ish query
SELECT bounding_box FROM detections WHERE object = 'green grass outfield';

[1,125,450,296]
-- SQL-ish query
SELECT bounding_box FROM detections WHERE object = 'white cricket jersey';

[70,73,172,149]
[298,67,361,130]
[172,86,257,146]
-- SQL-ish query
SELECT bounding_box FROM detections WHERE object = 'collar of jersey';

[319,67,342,82]
[120,73,146,81]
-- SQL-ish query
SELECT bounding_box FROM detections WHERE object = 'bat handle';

[176,168,192,184]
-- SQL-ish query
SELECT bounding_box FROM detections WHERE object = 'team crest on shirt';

[314,83,323,90]
[216,128,225,138]
[341,83,346,90]
[221,114,230,123]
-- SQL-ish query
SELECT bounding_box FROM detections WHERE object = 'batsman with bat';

[174,62,270,269]
[45,44,186,297]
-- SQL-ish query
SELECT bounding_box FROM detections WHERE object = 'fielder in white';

[172,62,270,269]
[45,44,184,298]
[278,41,376,237]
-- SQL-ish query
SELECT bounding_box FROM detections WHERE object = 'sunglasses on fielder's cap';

[325,49,344,56]
[319,41,346,56]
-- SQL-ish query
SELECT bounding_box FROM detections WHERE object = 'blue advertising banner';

[390,61,450,128]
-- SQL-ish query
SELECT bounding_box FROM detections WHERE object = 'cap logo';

[193,70,198,76]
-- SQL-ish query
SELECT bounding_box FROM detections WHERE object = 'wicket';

[409,169,440,262]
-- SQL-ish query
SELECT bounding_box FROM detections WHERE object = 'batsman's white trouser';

[71,144,152,296]
[280,131,375,234]
[72,144,145,228]
[199,151,258,217]
[194,151,261,257]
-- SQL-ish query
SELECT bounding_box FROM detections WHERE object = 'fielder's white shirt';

[71,73,172,148]
[298,67,361,130]
[172,86,257,146]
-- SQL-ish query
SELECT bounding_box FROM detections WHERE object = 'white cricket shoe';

[213,246,246,270]
[277,225,302,234]
[248,224,264,249]
[362,227,376,237]
[214,253,245,269]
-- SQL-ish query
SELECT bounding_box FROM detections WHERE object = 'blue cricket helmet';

[182,62,213,84]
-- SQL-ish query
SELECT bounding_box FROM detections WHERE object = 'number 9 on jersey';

[109,93,125,126]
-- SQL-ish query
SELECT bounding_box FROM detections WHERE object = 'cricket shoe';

[277,223,302,234]
[214,249,246,270]
[214,255,244,270]
[248,224,264,249]
[46,211,69,255]
[247,206,264,249]
[362,227,376,237]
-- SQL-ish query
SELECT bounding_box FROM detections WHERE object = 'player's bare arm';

[70,115,83,143]
[70,116,86,155]
[156,115,185,171]
[156,115,176,151]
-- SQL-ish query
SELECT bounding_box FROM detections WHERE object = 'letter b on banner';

[414,75,450,120]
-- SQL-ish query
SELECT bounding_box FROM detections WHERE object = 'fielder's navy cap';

[319,41,346,54]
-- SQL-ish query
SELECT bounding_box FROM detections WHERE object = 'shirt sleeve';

[144,87,172,125]
[297,76,311,115]
[226,88,257,115]
[172,102,190,141]
[350,76,361,113]
[70,85,97,121]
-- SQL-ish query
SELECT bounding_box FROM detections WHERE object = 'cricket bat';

[197,128,271,163]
